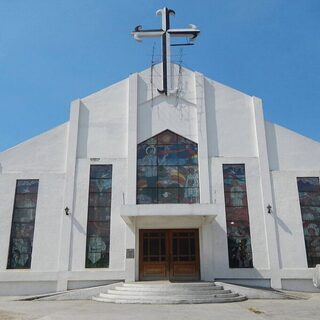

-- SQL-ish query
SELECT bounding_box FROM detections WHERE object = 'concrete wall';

[0,123,68,294]
[67,80,130,284]
[265,122,320,292]
[137,65,197,143]
[209,157,270,275]
[77,80,128,159]
[205,79,257,158]
[70,158,127,273]
[265,121,320,171]
[1,64,320,294]
[0,123,68,173]
[130,65,274,286]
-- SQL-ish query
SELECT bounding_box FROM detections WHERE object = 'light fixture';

[267,204,272,214]
[64,207,70,216]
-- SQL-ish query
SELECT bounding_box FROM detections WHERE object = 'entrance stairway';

[92,281,247,304]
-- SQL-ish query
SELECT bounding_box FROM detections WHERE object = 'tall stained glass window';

[297,177,320,267]
[7,180,39,269]
[223,164,253,268]
[86,165,112,268]
[137,130,199,204]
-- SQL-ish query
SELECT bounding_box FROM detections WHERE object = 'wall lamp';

[64,207,70,216]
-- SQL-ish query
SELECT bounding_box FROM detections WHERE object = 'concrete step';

[115,285,224,292]
[106,289,233,296]
[102,292,240,299]
[92,281,247,304]
[122,282,218,288]
[93,295,247,304]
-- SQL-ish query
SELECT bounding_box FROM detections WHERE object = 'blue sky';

[0,0,319,151]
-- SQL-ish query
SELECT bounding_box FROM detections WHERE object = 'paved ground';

[0,295,320,320]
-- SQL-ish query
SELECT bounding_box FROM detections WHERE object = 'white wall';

[134,65,271,283]
[70,77,130,277]
[1,64,320,294]
[209,157,270,276]
[0,123,68,293]
[0,123,68,272]
[77,80,128,159]
[70,158,127,272]
[137,65,198,143]
[266,121,320,171]
[265,121,320,291]
[137,96,198,144]
[0,123,68,173]
[206,79,257,158]
[271,170,320,269]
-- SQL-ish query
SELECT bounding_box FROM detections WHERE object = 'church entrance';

[139,229,200,281]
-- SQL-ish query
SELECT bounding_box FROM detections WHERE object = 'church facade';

[1,63,320,295]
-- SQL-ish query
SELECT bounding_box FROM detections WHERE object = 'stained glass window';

[297,177,320,267]
[223,164,253,268]
[86,165,112,268]
[137,130,199,204]
[7,180,39,269]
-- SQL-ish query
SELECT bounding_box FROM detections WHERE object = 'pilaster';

[57,99,81,291]
[252,96,282,289]
[125,73,138,280]
[195,72,211,204]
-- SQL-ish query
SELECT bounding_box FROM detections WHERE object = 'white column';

[252,96,282,289]
[195,72,211,204]
[126,73,138,204]
[56,99,81,291]
[125,73,138,281]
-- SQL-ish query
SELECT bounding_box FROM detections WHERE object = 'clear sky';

[0,0,319,152]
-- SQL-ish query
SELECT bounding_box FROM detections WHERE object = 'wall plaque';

[126,249,134,259]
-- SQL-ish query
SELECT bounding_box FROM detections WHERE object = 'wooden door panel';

[139,230,168,280]
[139,229,200,281]
[172,264,197,277]
[140,263,167,280]
[170,230,200,281]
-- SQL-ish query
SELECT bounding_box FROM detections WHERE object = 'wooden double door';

[139,229,200,281]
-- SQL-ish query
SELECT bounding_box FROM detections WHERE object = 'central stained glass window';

[137,130,199,204]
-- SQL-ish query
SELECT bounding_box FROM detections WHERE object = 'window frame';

[136,130,199,204]
[297,176,320,268]
[7,179,39,270]
[223,164,253,269]
[85,165,113,269]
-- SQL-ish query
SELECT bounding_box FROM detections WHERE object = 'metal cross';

[132,7,200,96]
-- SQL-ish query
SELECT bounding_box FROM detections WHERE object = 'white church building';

[1,9,320,296]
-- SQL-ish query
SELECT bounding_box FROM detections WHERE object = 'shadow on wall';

[138,73,149,104]
[77,102,90,159]
[137,100,153,143]
[204,78,219,157]
[267,124,294,270]
[137,90,196,143]
[275,215,292,235]
[68,158,88,269]
[269,175,293,270]
[69,214,87,269]
[265,122,280,171]
[72,216,87,236]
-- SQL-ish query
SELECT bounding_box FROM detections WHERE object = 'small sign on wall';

[126,249,134,259]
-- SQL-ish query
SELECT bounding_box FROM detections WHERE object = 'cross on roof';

[132,7,200,96]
